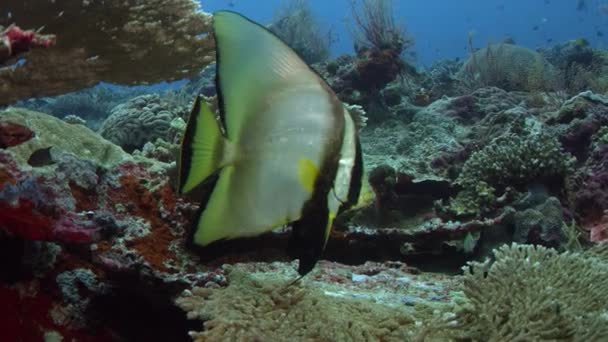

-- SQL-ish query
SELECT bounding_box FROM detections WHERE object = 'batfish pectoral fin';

[177,96,226,194]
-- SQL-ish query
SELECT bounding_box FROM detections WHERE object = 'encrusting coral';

[0,0,215,104]
[443,243,608,341]
[176,269,415,341]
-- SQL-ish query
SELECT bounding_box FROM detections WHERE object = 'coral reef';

[444,244,608,341]
[459,43,557,92]
[176,261,460,341]
[19,85,153,130]
[1,108,128,168]
[99,94,189,153]
[452,128,574,215]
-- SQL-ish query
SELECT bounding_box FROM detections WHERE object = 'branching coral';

[0,0,215,104]
[446,244,608,341]
[176,270,415,341]
[270,0,331,64]
[452,128,575,214]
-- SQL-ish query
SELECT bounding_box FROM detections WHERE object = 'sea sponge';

[448,243,608,341]
[99,94,189,153]
[176,270,414,341]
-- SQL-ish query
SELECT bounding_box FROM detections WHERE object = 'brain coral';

[99,94,188,153]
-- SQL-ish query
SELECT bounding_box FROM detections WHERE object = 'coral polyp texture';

[447,244,608,341]
[99,94,189,153]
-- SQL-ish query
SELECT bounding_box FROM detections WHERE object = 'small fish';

[178,11,363,276]
[28,146,56,167]
[547,38,553,43]
[0,121,34,148]
[532,25,540,31]
[597,30,604,37]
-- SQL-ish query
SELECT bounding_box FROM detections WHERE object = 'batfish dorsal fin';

[213,10,320,141]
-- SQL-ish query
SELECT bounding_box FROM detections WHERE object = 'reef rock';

[0,107,129,168]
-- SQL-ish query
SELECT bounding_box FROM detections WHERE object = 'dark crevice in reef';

[190,230,474,274]
[0,235,26,283]
[87,275,200,342]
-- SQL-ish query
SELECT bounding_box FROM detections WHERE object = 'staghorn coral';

[99,94,189,153]
[445,244,608,341]
[0,0,215,104]
[176,269,415,341]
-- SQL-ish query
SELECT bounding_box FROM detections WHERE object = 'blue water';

[201,0,608,66]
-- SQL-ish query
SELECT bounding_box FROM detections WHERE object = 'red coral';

[0,122,34,148]
[0,199,98,243]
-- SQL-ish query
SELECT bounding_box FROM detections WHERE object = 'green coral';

[446,244,608,341]
[452,129,575,213]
